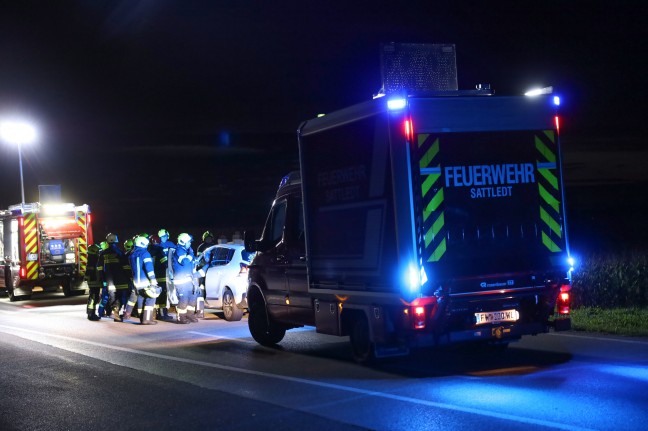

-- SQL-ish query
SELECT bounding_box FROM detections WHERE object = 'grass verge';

[571,307,648,337]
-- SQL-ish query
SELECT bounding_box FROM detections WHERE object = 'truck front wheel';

[349,314,375,364]
[248,300,285,346]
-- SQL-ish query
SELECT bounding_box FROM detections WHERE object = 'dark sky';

[1,1,647,242]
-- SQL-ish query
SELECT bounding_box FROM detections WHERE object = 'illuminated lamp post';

[0,119,38,205]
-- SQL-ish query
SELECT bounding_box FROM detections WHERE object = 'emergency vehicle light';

[42,203,75,216]
[553,96,561,106]
[524,86,553,97]
[387,98,407,110]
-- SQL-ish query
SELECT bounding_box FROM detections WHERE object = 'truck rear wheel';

[349,314,375,364]
[63,280,86,297]
[248,300,285,346]
[7,275,30,302]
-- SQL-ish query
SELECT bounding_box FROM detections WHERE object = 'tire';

[222,288,243,322]
[248,299,285,346]
[349,314,375,364]
[63,280,86,297]
[7,275,28,302]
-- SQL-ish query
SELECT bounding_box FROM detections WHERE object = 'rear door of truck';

[409,95,570,299]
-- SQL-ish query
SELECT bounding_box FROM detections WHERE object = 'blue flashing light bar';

[387,98,407,110]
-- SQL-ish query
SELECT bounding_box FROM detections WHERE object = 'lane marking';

[549,332,648,345]
[0,324,595,431]
[188,330,255,344]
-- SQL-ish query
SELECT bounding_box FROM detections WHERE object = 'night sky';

[1,1,647,246]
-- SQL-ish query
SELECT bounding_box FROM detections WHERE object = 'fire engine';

[0,202,94,301]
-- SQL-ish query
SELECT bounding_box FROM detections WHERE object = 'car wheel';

[248,299,285,346]
[349,313,375,364]
[222,288,243,322]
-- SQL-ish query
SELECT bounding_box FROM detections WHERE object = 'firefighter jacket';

[159,239,175,256]
[97,244,131,290]
[149,244,167,282]
[129,246,157,289]
[84,248,102,288]
[172,244,196,284]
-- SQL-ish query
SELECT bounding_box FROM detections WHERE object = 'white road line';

[0,324,595,431]
[550,332,648,345]
[188,330,255,343]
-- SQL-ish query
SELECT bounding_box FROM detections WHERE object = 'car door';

[285,195,312,325]
[255,198,291,322]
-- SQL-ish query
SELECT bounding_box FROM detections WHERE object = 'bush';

[571,250,648,308]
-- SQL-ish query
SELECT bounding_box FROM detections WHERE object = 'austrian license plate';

[475,309,519,325]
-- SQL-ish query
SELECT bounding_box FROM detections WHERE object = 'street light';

[0,119,38,205]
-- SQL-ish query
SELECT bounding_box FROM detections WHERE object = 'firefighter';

[122,238,139,321]
[149,234,173,321]
[85,243,102,321]
[171,233,202,324]
[194,230,214,319]
[97,233,131,322]
[197,230,215,254]
[129,235,160,325]
[97,241,110,318]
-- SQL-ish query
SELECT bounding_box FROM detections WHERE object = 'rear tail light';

[557,284,571,315]
[20,266,26,279]
[413,306,426,329]
[404,297,438,330]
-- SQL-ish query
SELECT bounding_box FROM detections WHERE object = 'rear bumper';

[407,321,557,348]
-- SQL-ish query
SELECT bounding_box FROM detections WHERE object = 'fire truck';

[0,202,94,301]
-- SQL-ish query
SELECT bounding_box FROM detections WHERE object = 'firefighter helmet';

[124,239,134,252]
[138,232,150,239]
[106,233,119,243]
[99,241,109,250]
[88,244,100,254]
[202,230,213,241]
[177,233,193,247]
[158,229,170,239]
[149,234,161,245]
[134,236,150,248]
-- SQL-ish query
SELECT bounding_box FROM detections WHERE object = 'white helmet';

[106,233,119,244]
[177,233,193,247]
[134,236,150,248]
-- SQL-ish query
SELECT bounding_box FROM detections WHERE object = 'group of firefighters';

[84,229,217,325]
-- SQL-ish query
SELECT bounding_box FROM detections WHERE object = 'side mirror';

[243,230,257,253]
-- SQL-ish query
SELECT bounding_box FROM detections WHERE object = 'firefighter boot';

[163,308,173,321]
[140,309,158,325]
[87,312,101,321]
[177,312,190,324]
[113,308,123,322]
[187,310,199,323]
[157,308,173,321]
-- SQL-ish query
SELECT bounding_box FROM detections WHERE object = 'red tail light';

[404,118,414,142]
[557,284,571,315]
[405,297,438,330]
[20,266,26,278]
[413,306,426,329]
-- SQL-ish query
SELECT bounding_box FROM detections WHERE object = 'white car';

[201,244,254,321]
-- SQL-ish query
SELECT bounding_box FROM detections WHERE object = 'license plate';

[475,309,519,325]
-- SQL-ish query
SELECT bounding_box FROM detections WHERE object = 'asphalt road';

[1,292,647,431]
